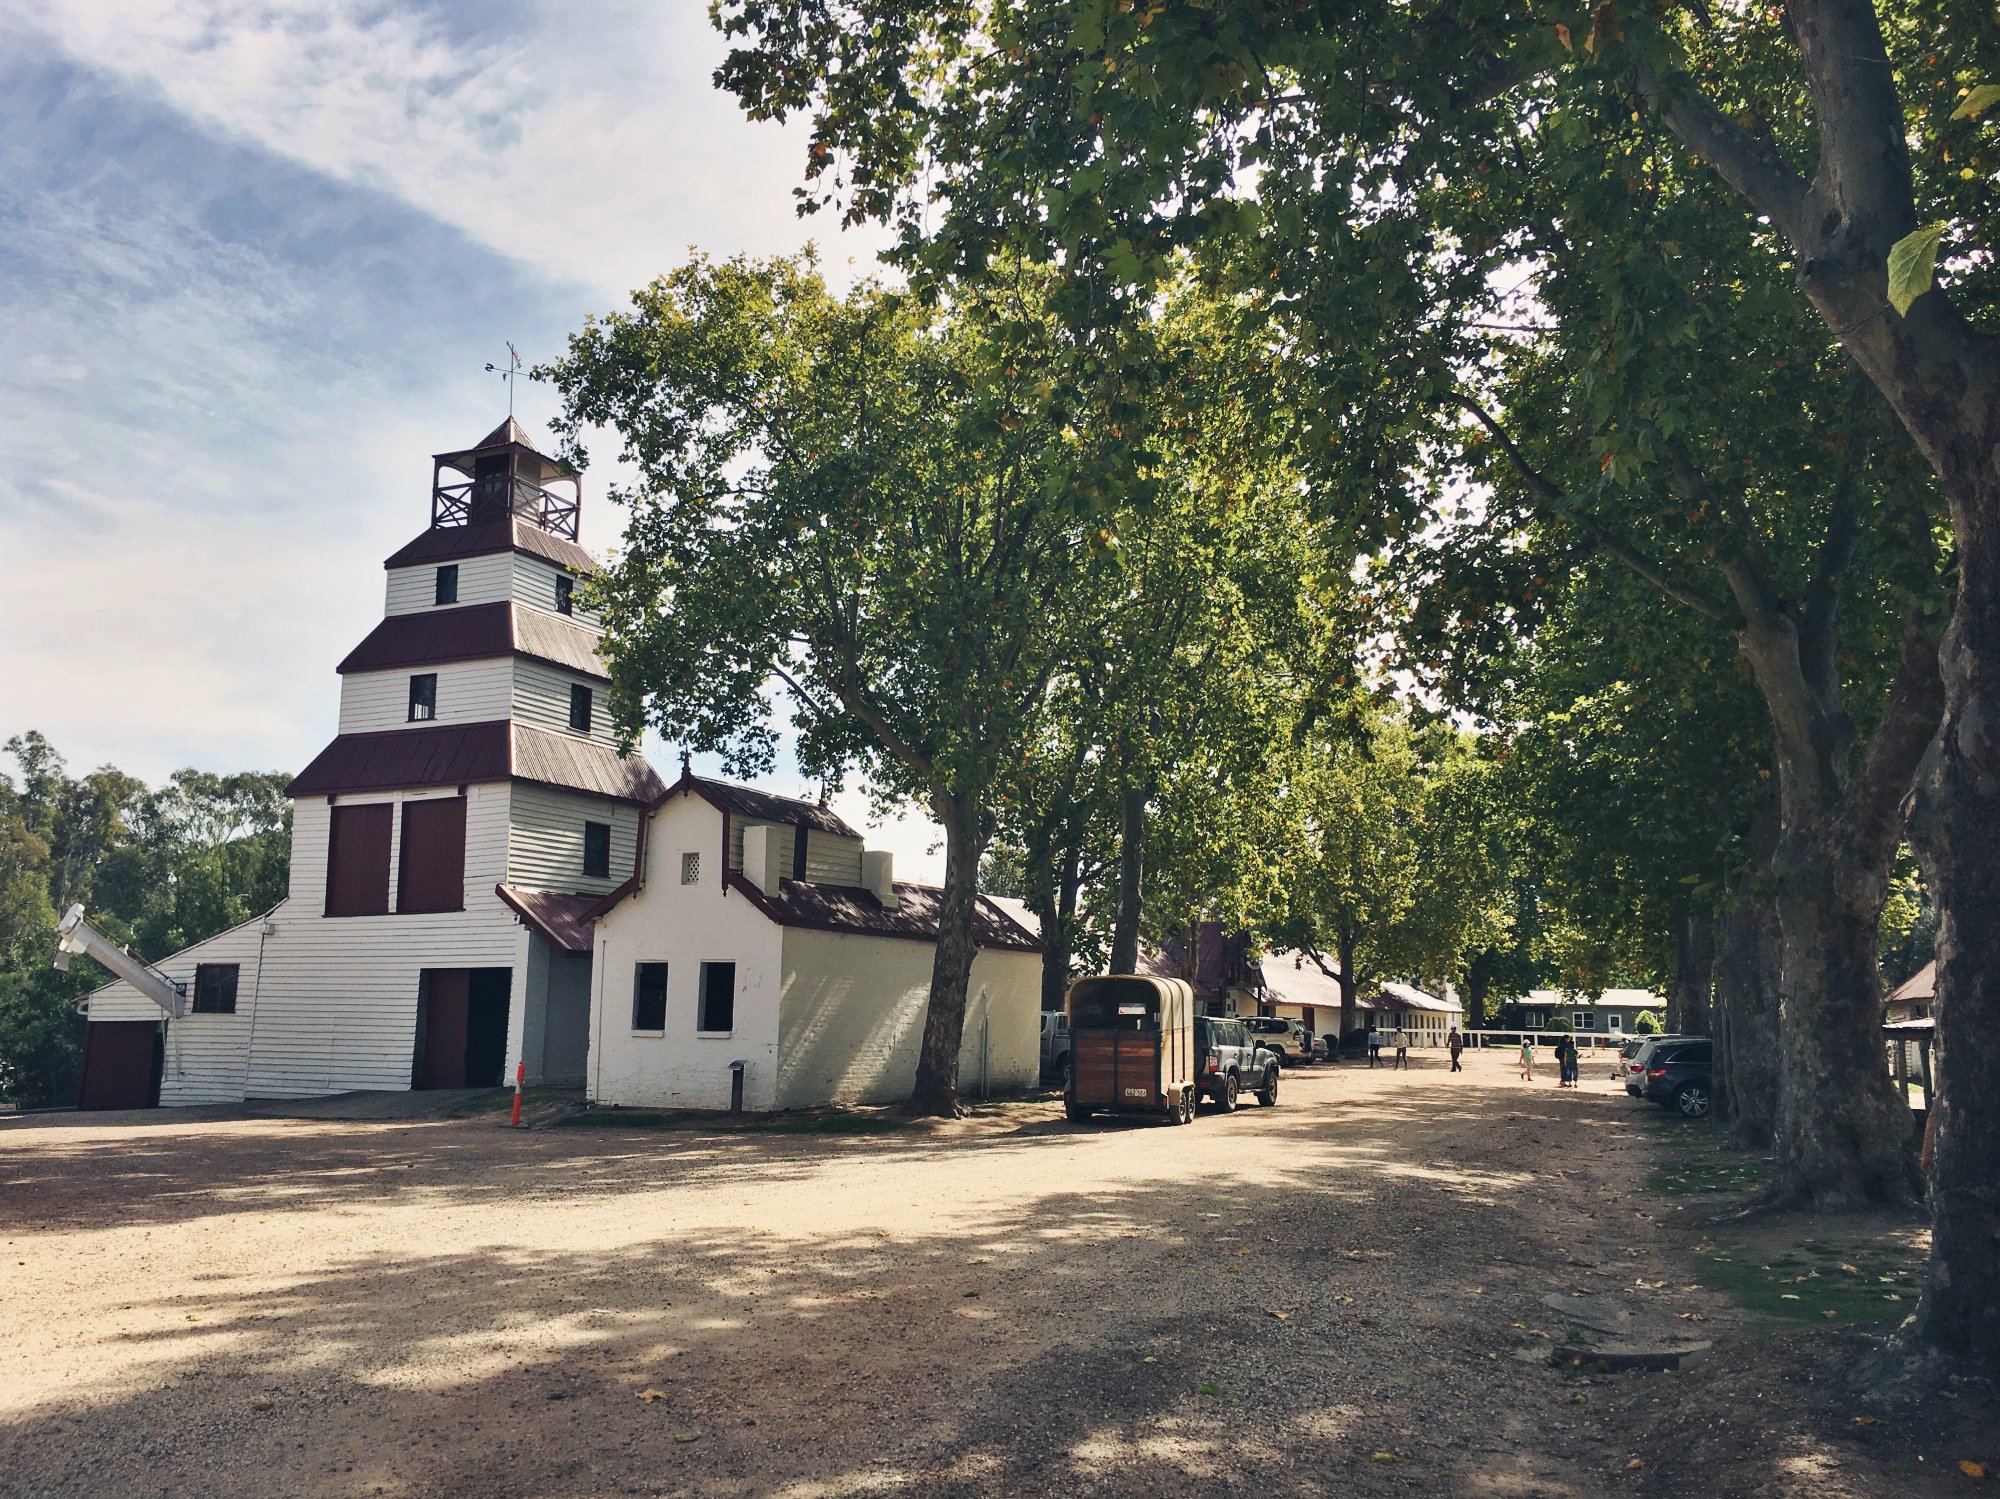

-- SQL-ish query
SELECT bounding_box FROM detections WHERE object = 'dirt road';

[0,1051,1983,1496]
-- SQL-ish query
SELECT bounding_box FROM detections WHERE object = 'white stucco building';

[585,771,1043,1112]
[78,421,664,1108]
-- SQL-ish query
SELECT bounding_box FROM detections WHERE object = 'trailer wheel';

[1173,1087,1195,1125]
[1065,1101,1092,1122]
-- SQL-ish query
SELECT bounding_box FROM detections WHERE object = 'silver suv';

[1622,1034,1684,1095]
[1240,1015,1312,1065]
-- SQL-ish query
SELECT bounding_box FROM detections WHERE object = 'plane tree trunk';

[1108,779,1146,974]
[1669,909,1715,1036]
[908,790,989,1117]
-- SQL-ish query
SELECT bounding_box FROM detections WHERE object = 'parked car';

[1640,1039,1714,1119]
[1195,1017,1280,1111]
[1622,1034,1687,1096]
[1611,1035,1648,1081]
[1241,1015,1312,1065]
[1040,1011,1071,1078]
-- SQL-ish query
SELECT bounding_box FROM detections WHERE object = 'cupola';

[430,419,583,540]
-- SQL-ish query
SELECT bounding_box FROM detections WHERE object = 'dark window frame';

[697,961,736,1034]
[408,673,438,722]
[434,564,459,605]
[568,682,593,733]
[325,802,393,917]
[192,963,240,1014]
[632,962,668,1032]
[554,574,575,616]
[395,796,468,915]
[583,820,612,879]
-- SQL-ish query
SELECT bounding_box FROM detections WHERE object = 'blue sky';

[0,2,944,874]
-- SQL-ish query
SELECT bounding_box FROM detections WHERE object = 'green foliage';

[1879,850,1937,986]
[1633,1010,1663,1035]
[1887,223,1948,316]
[0,736,290,1108]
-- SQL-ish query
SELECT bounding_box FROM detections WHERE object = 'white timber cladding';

[384,553,514,615]
[775,929,1039,1108]
[84,909,277,1106]
[512,658,616,743]
[728,819,865,886]
[88,784,521,1100]
[338,659,515,733]
[511,553,600,625]
[589,794,784,1110]
[505,782,640,893]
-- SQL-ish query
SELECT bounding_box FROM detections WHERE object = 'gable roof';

[285,721,664,803]
[383,518,596,576]
[654,767,862,838]
[731,876,1042,952]
[496,885,597,955]
[336,602,608,679]
[1886,961,1936,1006]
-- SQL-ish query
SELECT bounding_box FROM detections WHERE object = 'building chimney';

[742,824,782,896]
[862,849,898,908]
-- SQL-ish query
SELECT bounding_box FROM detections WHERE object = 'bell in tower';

[429,418,583,540]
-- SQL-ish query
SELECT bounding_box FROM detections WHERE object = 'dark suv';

[1640,1039,1714,1119]
[1195,1017,1280,1111]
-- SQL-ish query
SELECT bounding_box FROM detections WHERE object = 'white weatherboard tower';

[79,421,664,1108]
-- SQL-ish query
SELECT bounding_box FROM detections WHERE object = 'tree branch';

[1631,51,1809,245]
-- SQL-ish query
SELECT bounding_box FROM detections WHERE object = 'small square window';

[680,851,700,886]
[408,673,437,722]
[1573,1009,1595,1031]
[583,821,611,879]
[555,574,575,615]
[698,961,735,1033]
[569,683,593,733]
[434,564,459,605]
[632,963,667,1032]
[193,963,239,1014]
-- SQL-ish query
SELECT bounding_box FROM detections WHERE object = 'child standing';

[1519,1036,1536,1081]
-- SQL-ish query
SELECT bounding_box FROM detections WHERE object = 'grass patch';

[448,1088,568,1118]
[1642,1119,1773,1197]
[1690,1238,1920,1327]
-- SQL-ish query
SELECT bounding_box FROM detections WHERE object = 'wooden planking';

[339,659,514,733]
[511,554,600,625]
[506,783,639,894]
[385,552,513,615]
[512,659,618,745]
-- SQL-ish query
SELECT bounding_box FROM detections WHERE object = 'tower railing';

[431,479,580,540]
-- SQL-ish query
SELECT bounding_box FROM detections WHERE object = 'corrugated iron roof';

[286,721,511,798]
[660,769,861,837]
[336,603,608,679]
[384,519,596,576]
[1886,961,1935,1006]
[737,877,1042,952]
[496,885,597,954]
[284,720,664,803]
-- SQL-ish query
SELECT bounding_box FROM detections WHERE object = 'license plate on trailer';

[1124,1087,1148,1098]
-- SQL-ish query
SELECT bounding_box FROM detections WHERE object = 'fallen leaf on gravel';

[637,1389,668,1403]
[1469,1286,1484,1295]
[1822,1311,1838,1320]
[1780,1294,1802,1301]
[1839,1264,1859,1275]
[1334,1294,1355,1304]
[1511,1322,1526,1329]
[1960,1460,1986,1478]
[673,1432,699,1444]
[1198,1384,1222,1397]
[1677,1313,1707,1322]
[1370,1452,1399,1464]
[1852,1415,1879,1426]
[1142,1357,1157,1364]
[1625,1458,1645,1470]
[1268,1310,1290,1320]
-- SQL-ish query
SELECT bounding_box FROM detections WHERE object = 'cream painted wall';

[338,659,516,733]
[588,792,785,1111]
[775,929,1039,1108]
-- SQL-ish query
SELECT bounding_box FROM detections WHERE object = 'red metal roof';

[496,885,597,954]
[1886,961,1936,1005]
[286,721,510,798]
[656,768,862,837]
[731,876,1042,952]
[336,603,608,679]
[383,519,596,576]
[285,720,664,803]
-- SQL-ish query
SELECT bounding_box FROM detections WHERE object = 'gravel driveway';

[0,1051,1983,1496]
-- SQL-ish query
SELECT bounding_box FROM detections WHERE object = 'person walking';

[1367,1026,1383,1068]
[1392,1025,1412,1070]
[1519,1035,1536,1081]
[1555,1034,1573,1087]
[1447,1027,1464,1074]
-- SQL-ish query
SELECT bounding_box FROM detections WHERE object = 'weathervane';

[484,342,524,418]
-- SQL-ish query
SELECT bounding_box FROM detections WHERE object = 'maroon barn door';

[78,1022,162,1110]
[417,970,471,1089]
